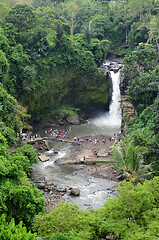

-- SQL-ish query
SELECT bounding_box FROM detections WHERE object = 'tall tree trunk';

[71,15,74,38]
[156,39,159,51]
[126,28,128,45]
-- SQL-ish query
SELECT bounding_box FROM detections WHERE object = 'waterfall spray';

[91,70,121,127]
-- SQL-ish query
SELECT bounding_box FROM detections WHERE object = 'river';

[31,63,122,210]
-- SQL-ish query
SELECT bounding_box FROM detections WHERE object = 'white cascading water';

[91,70,121,127]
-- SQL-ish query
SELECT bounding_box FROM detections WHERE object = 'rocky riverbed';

[33,135,121,213]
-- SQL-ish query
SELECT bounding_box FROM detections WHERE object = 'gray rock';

[59,112,65,118]
[70,188,80,196]
[66,113,80,124]
[37,183,46,189]
[45,176,53,181]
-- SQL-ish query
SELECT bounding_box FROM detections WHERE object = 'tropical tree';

[127,72,158,113]
[0,50,9,80]
[0,2,10,23]
[147,15,159,51]
[5,4,36,32]
[128,0,156,22]
[0,83,18,129]
[0,178,45,231]
[112,141,151,181]
[128,22,148,47]
[123,44,158,104]
[153,93,159,135]
[124,44,158,79]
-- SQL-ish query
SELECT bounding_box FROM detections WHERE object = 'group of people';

[73,135,107,145]
[21,133,41,141]
[21,127,120,145]
[44,128,120,144]
[73,133,120,145]
[45,128,71,140]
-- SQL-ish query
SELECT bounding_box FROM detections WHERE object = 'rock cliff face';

[120,98,137,134]
[119,70,129,95]
[117,65,137,134]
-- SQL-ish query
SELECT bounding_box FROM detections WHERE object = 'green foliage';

[128,22,148,47]
[0,143,37,179]
[34,201,100,240]
[153,94,159,135]
[0,26,10,53]
[120,43,159,176]
[0,2,10,24]
[124,44,158,81]
[0,2,158,239]
[148,15,159,50]
[5,4,36,32]
[112,141,151,181]
[0,50,9,79]
[0,133,9,157]
[0,83,18,129]
[49,232,81,240]
[0,214,36,240]
[0,83,30,134]
[10,144,38,173]
[127,130,159,175]
[0,121,16,146]
[127,72,158,113]
[0,84,45,231]
[0,143,37,180]
[1,0,155,121]
[1,2,112,120]
[123,44,158,116]
[132,105,155,132]
[98,177,159,240]
[34,202,82,238]
[0,155,24,179]
[0,179,45,231]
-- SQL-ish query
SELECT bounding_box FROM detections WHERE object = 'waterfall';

[91,69,121,128]
[108,71,121,124]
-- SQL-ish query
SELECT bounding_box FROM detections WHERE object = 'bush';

[0,179,45,231]
[0,214,36,239]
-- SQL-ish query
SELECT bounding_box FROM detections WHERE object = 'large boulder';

[36,182,46,189]
[70,188,80,196]
[66,113,80,124]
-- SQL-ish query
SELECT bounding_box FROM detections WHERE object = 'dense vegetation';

[0,0,158,239]
[0,83,45,235]
[0,0,159,122]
